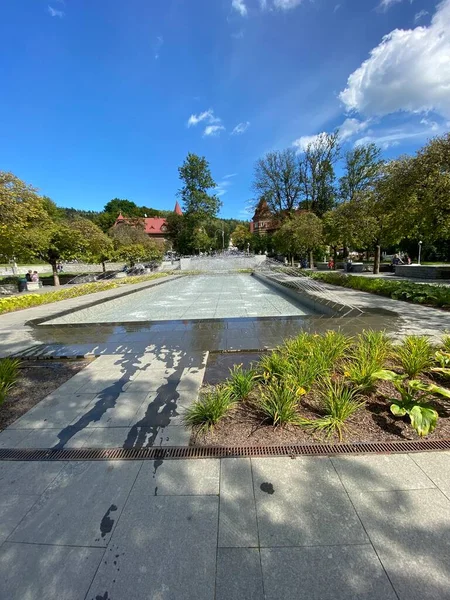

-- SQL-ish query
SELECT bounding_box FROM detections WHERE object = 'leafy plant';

[315,330,352,365]
[343,330,391,392]
[255,378,304,426]
[442,335,450,352]
[305,378,364,441]
[258,351,290,382]
[431,350,450,377]
[286,352,331,392]
[226,364,256,401]
[394,335,434,378]
[375,370,450,437]
[184,385,235,431]
[0,358,21,404]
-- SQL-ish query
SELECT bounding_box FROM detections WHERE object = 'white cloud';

[231,121,250,135]
[415,10,429,21]
[154,36,163,60]
[215,176,236,197]
[187,109,221,128]
[378,0,402,11]
[232,0,248,16]
[203,125,225,137]
[292,133,325,152]
[339,118,370,141]
[224,173,237,179]
[259,0,268,8]
[48,5,64,17]
[420,118,439,131]
[273,0,303,9]
[340,0,450,118]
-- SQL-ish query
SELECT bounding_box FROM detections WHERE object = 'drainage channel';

[1,438,450,461]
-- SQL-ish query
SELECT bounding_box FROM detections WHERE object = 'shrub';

[0,358,21,404]
[308,272,450,309]
[226,364,256,401]
[258,351,290,382]
[343,330,391,392]
[305,378,364,441]
[394,335,434,378]
[375,370,450,437]
[184,385,235,430]
[255,378,304,426]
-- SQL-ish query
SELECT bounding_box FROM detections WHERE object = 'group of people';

[392,254,411,266]
[25,270,40,282]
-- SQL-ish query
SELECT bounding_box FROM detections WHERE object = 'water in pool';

[45,274,314,324]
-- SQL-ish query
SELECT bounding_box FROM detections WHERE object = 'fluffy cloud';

[203,125,225,137]
[292,133,325,152]
[232,0,248,16]
[231,121,250,135]
[415,10,429,22]
[48,5,64,17]
[340,0,450,118]
[338,118,370,141]
[187,109,221,128]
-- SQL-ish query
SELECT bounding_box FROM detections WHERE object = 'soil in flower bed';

[191,379,450,446]
[0,359,91,431]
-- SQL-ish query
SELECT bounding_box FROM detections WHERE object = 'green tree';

[191,226,212,253]
[253,149,303,218]
[178,153,221,219]
[273,212,323,267]
[231,223,253,251]
[298,132,340,216]
[109,220,163,266]
[339,143,384,204]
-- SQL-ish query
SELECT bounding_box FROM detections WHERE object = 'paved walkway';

[1,452,450,599]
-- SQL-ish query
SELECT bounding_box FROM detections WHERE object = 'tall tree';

[298,132,340,216]
[178,153,221,218]
[253,149,302,218]
[339,143,384,204]
[273,212,323,267]
[109,220,162,266]
[231,223,253,251]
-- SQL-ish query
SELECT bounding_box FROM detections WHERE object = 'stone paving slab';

[0,460,66,495]
[15,427,95,449]
[0,493,39,545]
[87,495,218,600]
[0,429,31,448]
[219,458,259,548]
[9,461,141,547]
[130,458,219,496]
[79,391,149,428]
[252,457,368,547]
[261,545,398,600]
[216,548,264,600]
[332,454,436,492]
[410,451,450,500]
[0,542,104,600]
[351,488,450,600]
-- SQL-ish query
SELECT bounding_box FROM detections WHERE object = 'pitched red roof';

[143,217,167,234]
[174,201,183,216]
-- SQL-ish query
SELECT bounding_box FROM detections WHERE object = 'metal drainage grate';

[1,438,450,461]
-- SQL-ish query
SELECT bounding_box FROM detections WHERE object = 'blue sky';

[1,0,447,219]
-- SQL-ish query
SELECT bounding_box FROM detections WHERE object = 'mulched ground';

[0,359,91,431]
[191,377,450,447]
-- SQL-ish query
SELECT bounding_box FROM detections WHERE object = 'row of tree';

[236,132,450,272]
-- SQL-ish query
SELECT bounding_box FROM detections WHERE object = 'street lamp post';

[418,241,423,265]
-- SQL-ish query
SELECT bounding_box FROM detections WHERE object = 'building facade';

[114,201,183,244]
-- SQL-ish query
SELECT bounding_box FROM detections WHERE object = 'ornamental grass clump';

[305,378,364,441]
[226,364,256,401]
[183,385,235,431]
[0,358,21,404]
[255,377,305,427]
[343,330,391,393]
[394,335,434,378]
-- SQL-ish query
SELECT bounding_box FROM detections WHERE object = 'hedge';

[0,273,170,315]
[309,272,450,309]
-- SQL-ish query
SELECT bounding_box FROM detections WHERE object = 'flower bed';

[188,331,450,446]
[0,273,170,315]
[309,271,450,309]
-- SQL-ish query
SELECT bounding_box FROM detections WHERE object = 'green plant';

[255,378,304,426]
[394,335,434,378]
[442,335,450,352]
[0,358,21,404]
[315,330,352,365]
[258,351,290,382]
[305,378,364,441]
[183,385,235,431]
[343,330,391,392]
[430,349,450,377]
[375,370,450,437]
[226,364,256,400]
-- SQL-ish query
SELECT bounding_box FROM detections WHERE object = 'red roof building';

[114,202,182,244]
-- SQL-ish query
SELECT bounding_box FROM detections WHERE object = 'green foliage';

[305,379,364,441]
[394,335,434,378]
[309,272,450,309]
[178,153,221,219]
[375,370,450,437]
[226,365,256,401]
[255,378,304,426]
[231,223,253,251]
[0,358,21,404]
[0,274,169,315]
[184,386,235,430]
[339,143,383,203]
[343,330,391,392]
[272,212,323,258]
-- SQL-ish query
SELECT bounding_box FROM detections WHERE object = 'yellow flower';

[296,387,306,396]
